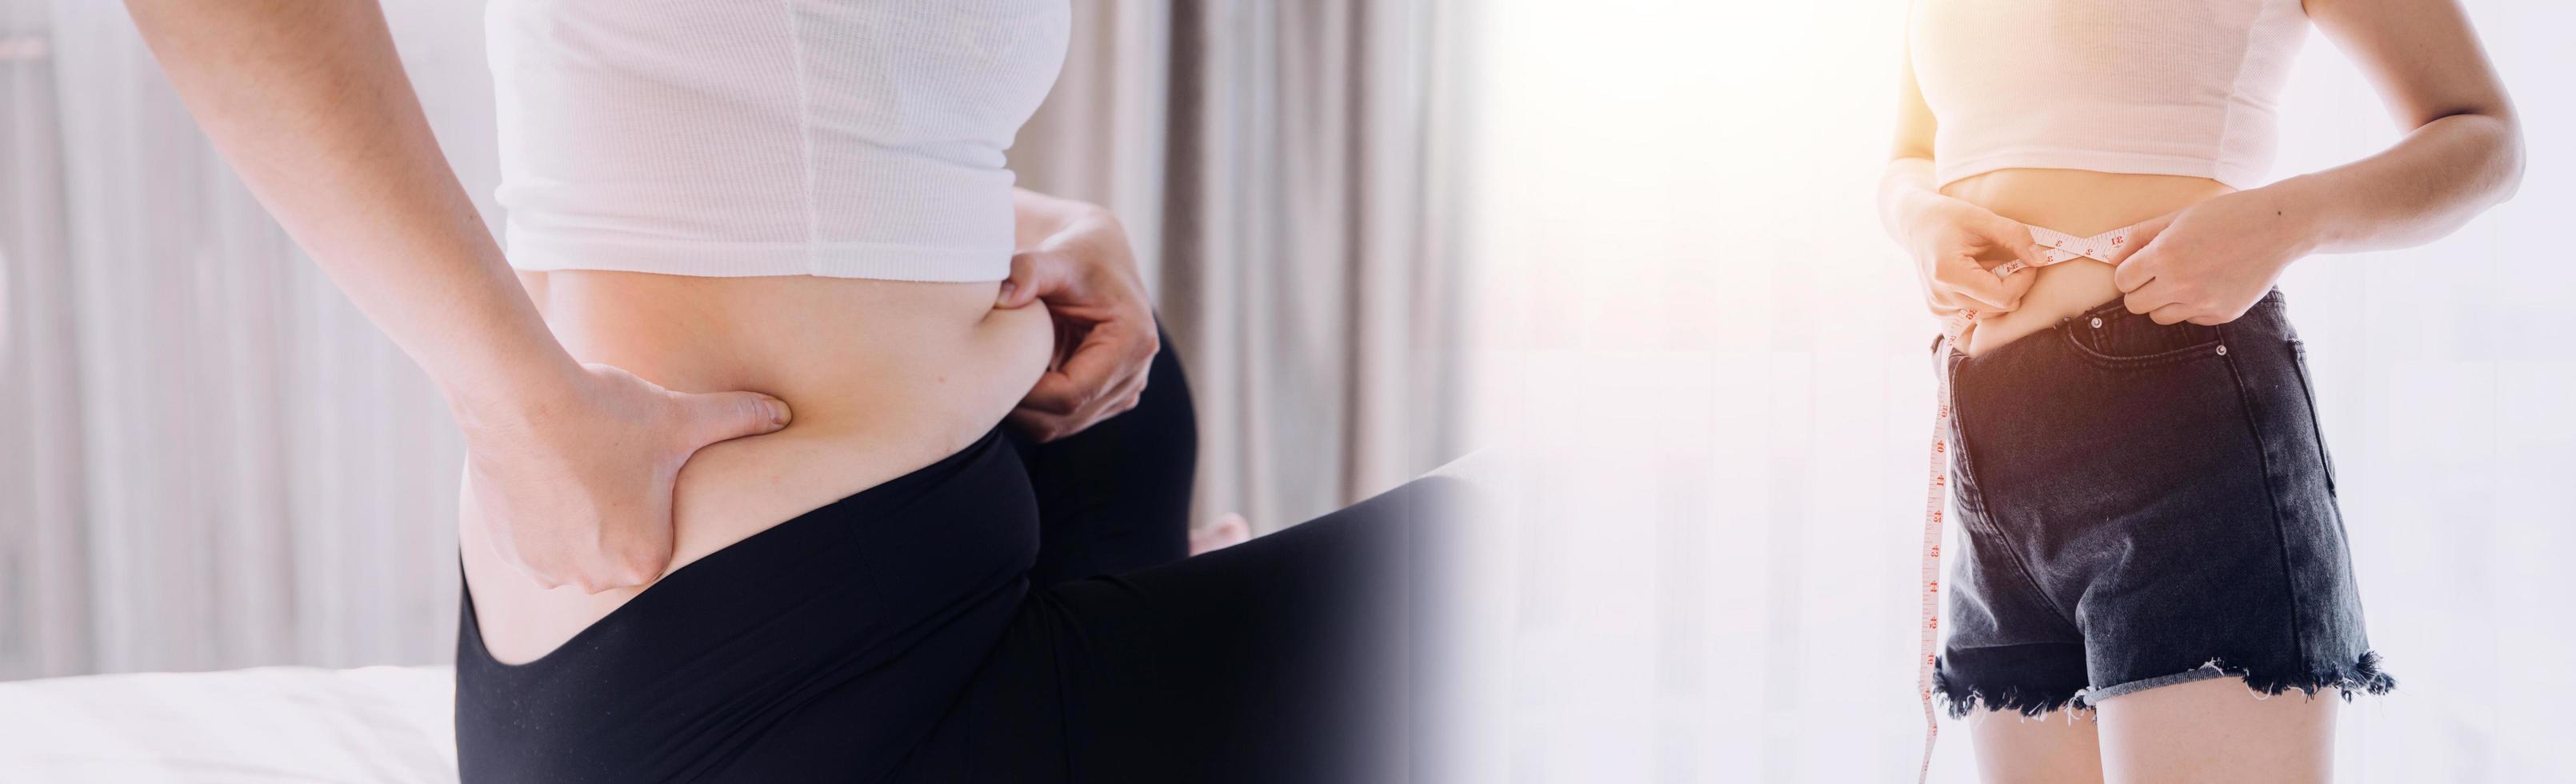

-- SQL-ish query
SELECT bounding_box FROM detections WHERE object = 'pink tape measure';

[1918,222,2143,782]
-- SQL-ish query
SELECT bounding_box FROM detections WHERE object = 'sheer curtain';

[1,0,1465,681]
[1014,0,1466,534]
[1458,0,2574,782]
[1,0,489,681]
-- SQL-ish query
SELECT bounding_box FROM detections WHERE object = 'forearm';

[126,0,575,414]
[2270,110,2522,256]
[1878,157,1938,244]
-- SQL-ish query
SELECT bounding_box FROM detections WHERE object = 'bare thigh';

[1969,708,2104,784]
[2096,678,2336,784]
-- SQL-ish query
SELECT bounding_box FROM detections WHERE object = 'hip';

[457,426,1045,783]
[1943,289,2341,528]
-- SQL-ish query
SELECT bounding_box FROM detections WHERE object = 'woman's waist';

[534,270,1054,563]
[540,271,1045,407]
[1965,264,2122,355]
[1946,169,2234,354]
[1958,289,2294,377]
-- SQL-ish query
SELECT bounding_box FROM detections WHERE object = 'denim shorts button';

[2090,317,2103,329]
[2215,344,2228,356]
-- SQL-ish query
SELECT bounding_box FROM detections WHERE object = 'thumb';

[676,390,792,446]
[2116,211,2178,254]
[997,249,1074,309]
[2109,213,2181,292]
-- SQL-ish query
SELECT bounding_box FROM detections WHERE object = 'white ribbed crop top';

[486,0,1069,280]
[1909,0,2310,190]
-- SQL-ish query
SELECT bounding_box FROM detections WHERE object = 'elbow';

[2468,107,2526,206]
[2492,118,2526,206]
[2418,106,2524,209]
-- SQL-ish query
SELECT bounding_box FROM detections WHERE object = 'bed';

[0,666,457,783]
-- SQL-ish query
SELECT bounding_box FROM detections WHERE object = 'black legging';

[456,330,1452,784]
[1006,326,1199,589]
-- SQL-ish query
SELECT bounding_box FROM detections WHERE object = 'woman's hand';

[1893,190,2047,318]
[2111,187,2316,326]
[998,190,1159,442]
[458,365,791,592]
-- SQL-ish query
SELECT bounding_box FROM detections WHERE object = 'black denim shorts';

[1932,289,2394,715]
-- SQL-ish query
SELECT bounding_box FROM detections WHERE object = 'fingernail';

[766,398,792,426]
[997,282,1018,303]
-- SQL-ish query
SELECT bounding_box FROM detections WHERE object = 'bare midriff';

[461,271,1054,664]
[1946,169,2235,356]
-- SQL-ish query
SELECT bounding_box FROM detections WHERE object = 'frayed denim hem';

[1932,669,2084,719]
[2074,650,2398,709]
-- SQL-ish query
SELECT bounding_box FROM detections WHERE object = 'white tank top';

[1910,0,2310,190]
[486,0,1069,280]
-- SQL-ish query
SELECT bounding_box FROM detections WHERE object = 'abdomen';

[1946,169,2234,355]
[462,271,1052,663]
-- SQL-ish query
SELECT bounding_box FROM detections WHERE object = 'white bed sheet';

[0,665,456,783]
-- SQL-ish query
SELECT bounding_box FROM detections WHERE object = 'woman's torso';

[1910,0,2308,354]
[1947,170,2234,354]
[464,0,1069,662]
[462,274,1054,664]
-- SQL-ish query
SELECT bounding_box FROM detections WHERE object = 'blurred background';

[0,0,1465,679]
[1455,0,2573,782]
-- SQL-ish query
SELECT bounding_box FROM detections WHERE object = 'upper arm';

[1881,18,1942,235]
[1889,1,1937,162]
[1893,55,1938,163]
[2306,0,2514,130]
[1890,19,1937,162]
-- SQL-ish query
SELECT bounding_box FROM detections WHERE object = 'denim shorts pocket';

[2058,307,2227,370]
[2286,338,2338,494]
